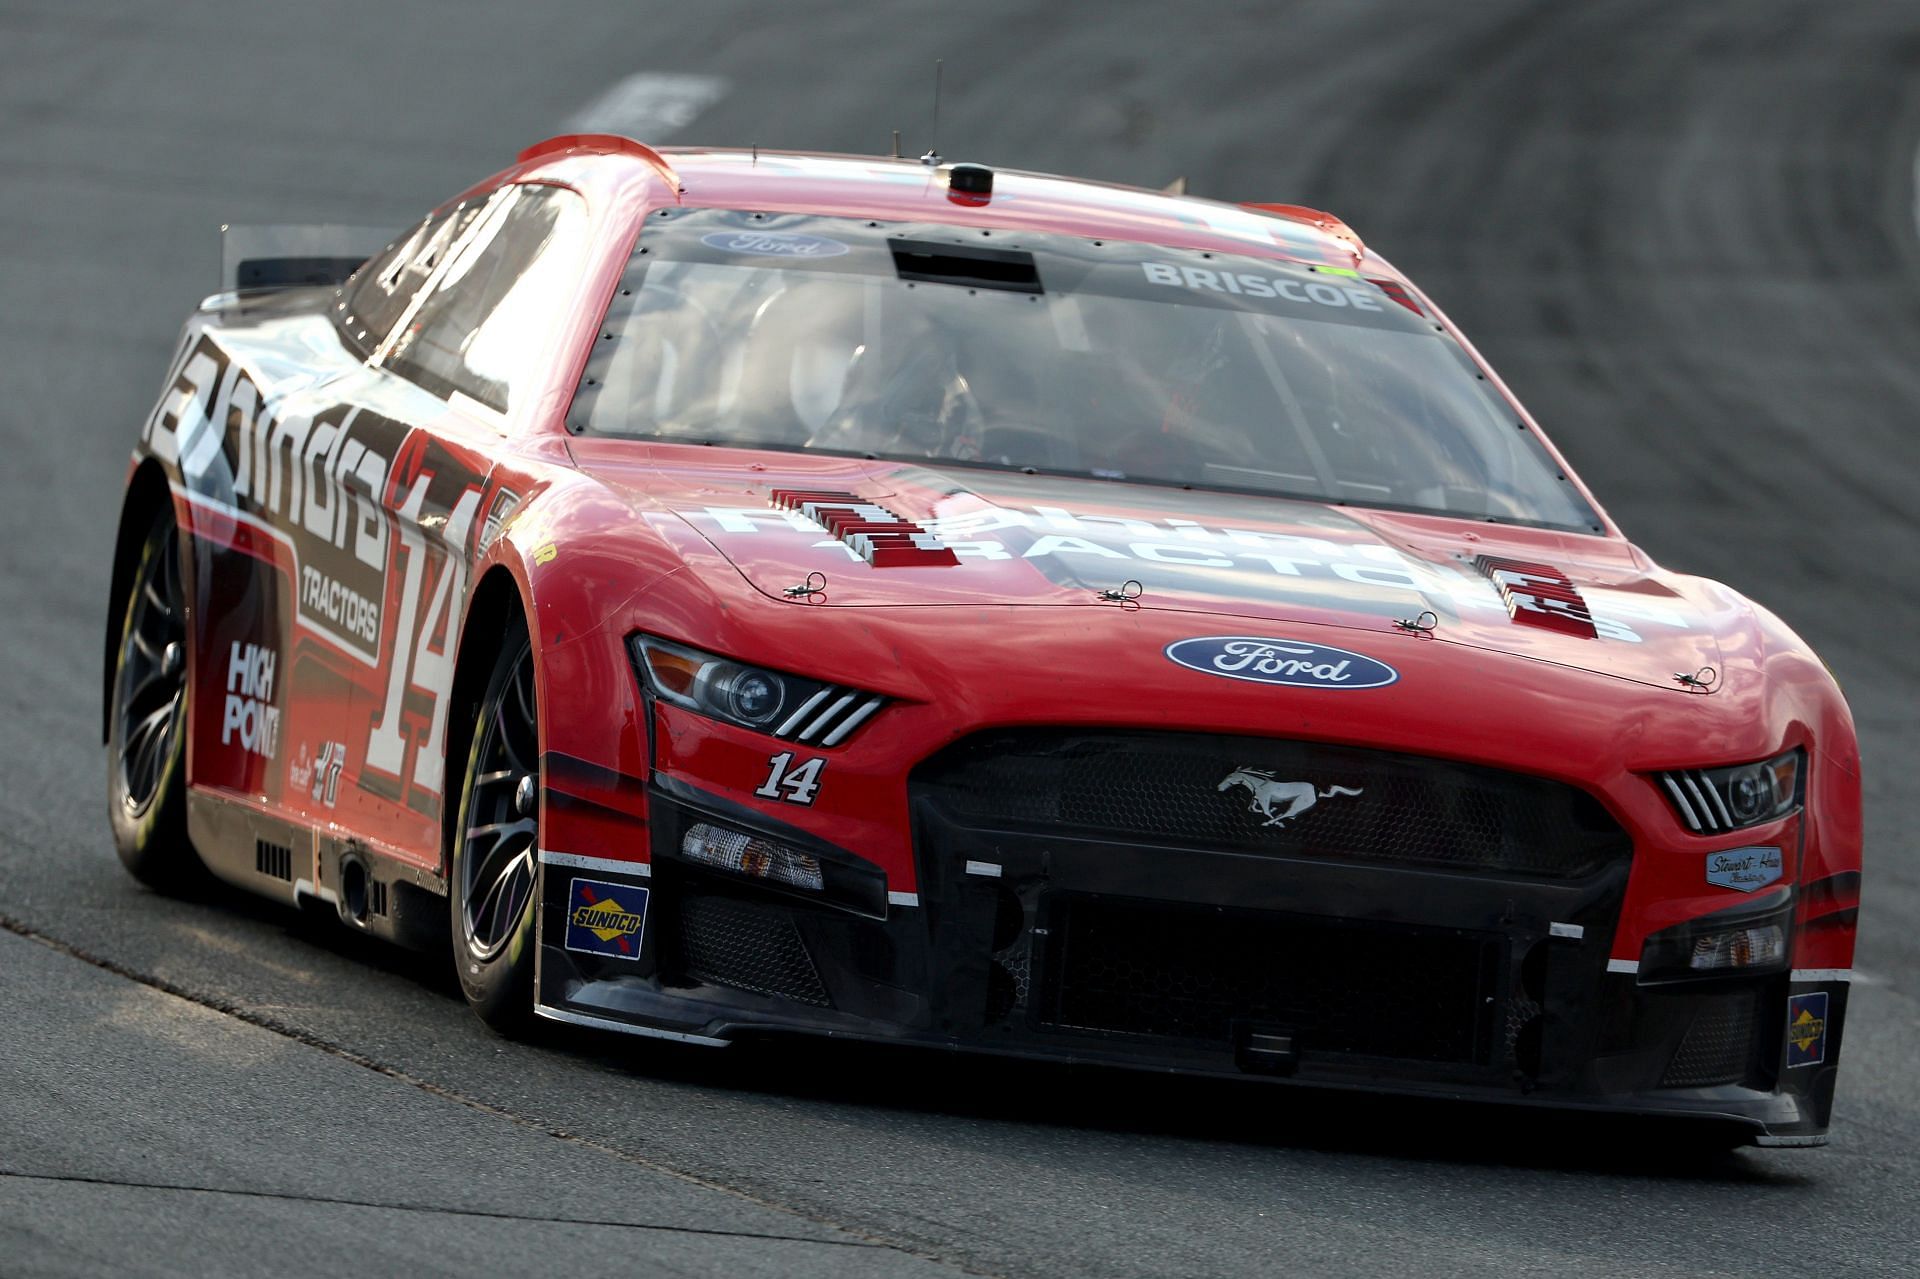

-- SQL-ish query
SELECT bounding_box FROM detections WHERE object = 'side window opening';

[335,199,486,354]
[384,184,591,415]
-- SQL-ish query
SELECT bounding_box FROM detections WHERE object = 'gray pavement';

[2,1,1917,1276]
[0,930,958,1278]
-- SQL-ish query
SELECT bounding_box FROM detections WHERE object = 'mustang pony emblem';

[1217,769,1363,827]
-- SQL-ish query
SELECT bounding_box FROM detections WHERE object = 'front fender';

[474,464,686,864]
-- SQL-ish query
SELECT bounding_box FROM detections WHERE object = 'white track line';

[565,72,729,139]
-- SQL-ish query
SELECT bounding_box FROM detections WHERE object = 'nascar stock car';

[106,134,1860,1145]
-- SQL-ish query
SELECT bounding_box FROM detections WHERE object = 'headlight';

[1657,749,1802,833]
[630,635,885,743]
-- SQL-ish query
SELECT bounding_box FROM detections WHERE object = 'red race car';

[106,135,1860,1145]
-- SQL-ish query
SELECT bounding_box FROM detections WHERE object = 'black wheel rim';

[461,647,538,960]
[116,523,187,816]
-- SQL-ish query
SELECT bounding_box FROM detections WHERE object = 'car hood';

[571,442,1733,694]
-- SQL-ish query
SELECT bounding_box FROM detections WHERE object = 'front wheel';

[106,509,203,892]
[449,629,541,1035]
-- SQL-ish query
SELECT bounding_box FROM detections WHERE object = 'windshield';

[569,210,1600,531]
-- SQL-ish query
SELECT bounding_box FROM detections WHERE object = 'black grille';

[992,940,1033,1018]
[1661,992,1758,1088]
[671,894,830,1007]
[1039,896,1500,1064]
[916,731,1627,878]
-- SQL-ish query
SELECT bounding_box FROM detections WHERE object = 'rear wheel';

[449,629,541,1035]
[106,510,202,891]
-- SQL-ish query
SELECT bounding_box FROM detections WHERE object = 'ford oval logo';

[1165,635,1399,690]
[699,230,850,258]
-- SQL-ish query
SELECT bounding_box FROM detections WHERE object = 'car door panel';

[350,416,495,865]
[339,181,595,868]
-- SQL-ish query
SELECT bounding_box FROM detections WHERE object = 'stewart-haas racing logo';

[1705,845,1783,893]
[143,333,401,666]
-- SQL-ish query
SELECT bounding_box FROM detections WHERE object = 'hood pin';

[1096,579,1144,604]
[1674,666,1718,691]
[783,571,828,599]
[1394,610,1440,634]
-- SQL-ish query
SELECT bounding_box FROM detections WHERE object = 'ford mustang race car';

[106,134,1861,1146]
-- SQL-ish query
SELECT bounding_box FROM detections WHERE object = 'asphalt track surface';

[2,2,1918,1275]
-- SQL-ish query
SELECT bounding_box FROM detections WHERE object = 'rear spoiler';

[220,223,394,293]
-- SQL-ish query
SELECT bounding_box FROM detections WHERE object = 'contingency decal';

[1705,845,1783,893]
[1786,992,1828,1068]
[221,641,281,761]
[477,485,523,550]
[1367,278,1424,316]
[565,877,651,959]
[1164,636,1399,690]
[1217,769,1363,828]
[287,740,348,808]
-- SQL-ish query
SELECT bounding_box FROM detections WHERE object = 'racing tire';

[106,508,205,892]
[449,627,541,1036]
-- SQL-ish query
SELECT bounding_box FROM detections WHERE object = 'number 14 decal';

[366,477,480,799]
[756,752,825,805]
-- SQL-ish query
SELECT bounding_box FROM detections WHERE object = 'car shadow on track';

[560,1029,1815,1186]
[164,873,470,1002]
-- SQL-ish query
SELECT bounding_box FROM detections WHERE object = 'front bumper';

[534,778,1844,1146]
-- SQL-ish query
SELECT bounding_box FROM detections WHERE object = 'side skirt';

[185,787,447,950]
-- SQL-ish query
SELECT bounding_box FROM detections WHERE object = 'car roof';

[505,136,1392,278]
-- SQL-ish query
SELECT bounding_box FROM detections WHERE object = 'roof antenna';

[751,141,758,166]
[890,129,902,159]
[921,59,943,166]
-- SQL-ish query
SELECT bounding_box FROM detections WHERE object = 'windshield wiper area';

[889,239,1043,294]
